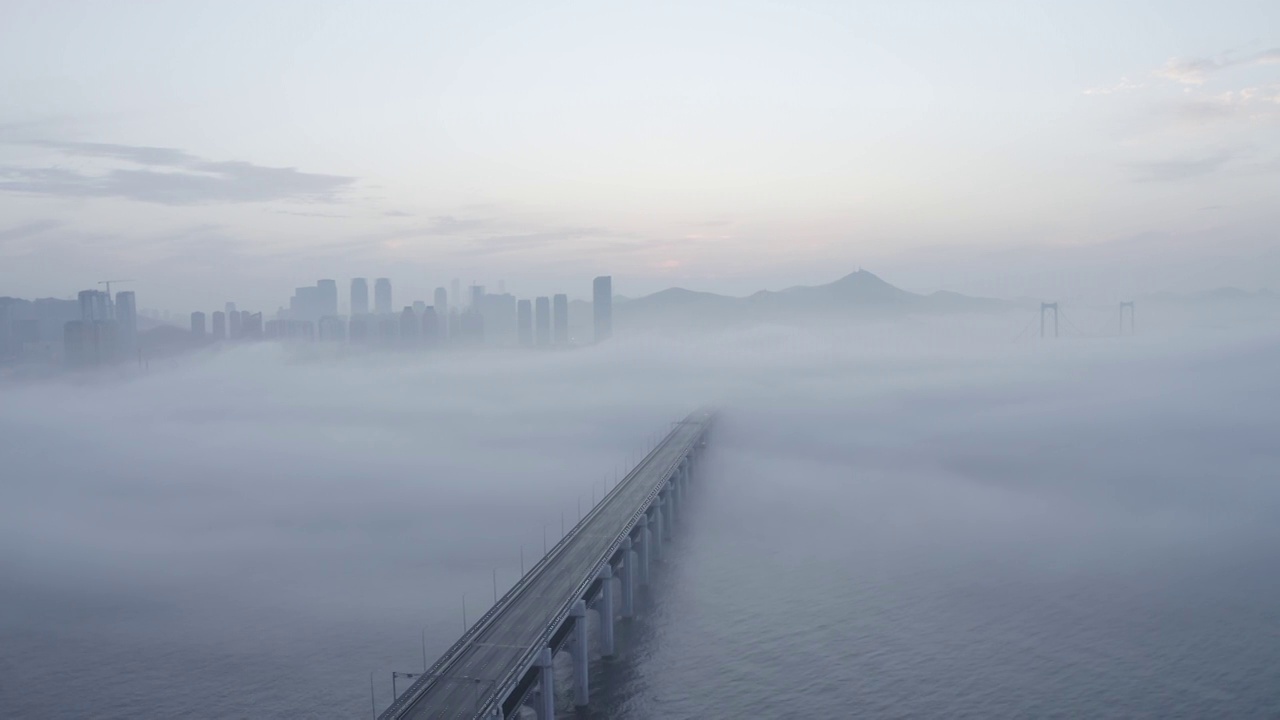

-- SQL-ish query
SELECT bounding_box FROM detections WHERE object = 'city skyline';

[0,269,616,369]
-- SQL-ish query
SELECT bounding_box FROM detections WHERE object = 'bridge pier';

[652,501,665,560]
[637,515,651,586]
[620,537,635,618]
[571,598,590,707]
[598,564,615,658]
[668,482,678,529]
[535,646,554,720]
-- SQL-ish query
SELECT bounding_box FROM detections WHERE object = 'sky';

[0,0,1277,311]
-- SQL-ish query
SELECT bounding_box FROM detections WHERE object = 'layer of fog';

[1,307,1278,717]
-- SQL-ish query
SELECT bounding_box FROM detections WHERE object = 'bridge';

[377,409,716,719]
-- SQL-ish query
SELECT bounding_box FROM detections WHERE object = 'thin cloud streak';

[1156,47,1280,85]
[0,140,355,205]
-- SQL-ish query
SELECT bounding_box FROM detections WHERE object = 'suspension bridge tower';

[1119,301,1135,335]
[1040,302,1059,339]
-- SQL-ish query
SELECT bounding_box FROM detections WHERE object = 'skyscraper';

[451,279,461,312]
[63,321,89,368]
[458,309,484,345]
[191,311,206,336]
[434,287,448,316]
[535,296,551,347]
[374,278,392,314]
[290,286,323,324]
[74,290,120,363]
[115,291,137,359]
[593,276,612,343]
[469,285,485,310]
[351,278,370,315]
[421,306,440,345]
[517,299,533,347]
[553,294,569,346]
[241,310,259,340]
[212,311,226,340]
[399,306,419,345]
[228,308,243,339]
[317,279,338,318]
[78,290,110,322]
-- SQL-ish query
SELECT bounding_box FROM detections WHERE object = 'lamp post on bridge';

[392,671,422,700]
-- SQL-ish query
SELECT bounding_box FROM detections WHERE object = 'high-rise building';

[593,276,612,342]
[63,320,89,367]
[211,311,226,340]
[469,285,485,311]
[115,291,137,358]
[517,299,533,347]
[243,312,262,340]
[64,317,117,367]
[191,311,206,336]
[374,278,392,314]
[434,287,448,316]
[317,279,338,318]
[225,301,237,317]
[553,294,569,346]
[74,290,121,363]
[421,306,440,345]
[351,278,369,315]
[399,306,419,345]
[535,296,551,347]
[290,286,324,324]
[228,308,243,339]
[451,279,461,312]
[458,310,484,345]
[78,290,110,322]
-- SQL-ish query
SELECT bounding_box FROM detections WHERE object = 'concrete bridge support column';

[637,516,651,586]
[571,599,590,708]
[598,564,615,658]
[620,537,635,618]
[535,646,555,720]
[652,501,665,559]
[667,481,678,529]
[663,494,674,542]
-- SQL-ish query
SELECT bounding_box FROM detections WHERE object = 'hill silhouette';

[614,270,1010,330]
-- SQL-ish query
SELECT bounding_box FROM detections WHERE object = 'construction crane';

[98,279,135,297]
[98,279,135,320]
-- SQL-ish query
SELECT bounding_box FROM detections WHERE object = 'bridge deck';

[381,410,712,719]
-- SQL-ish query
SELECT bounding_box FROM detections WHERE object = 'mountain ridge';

[613,269,1011,330]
